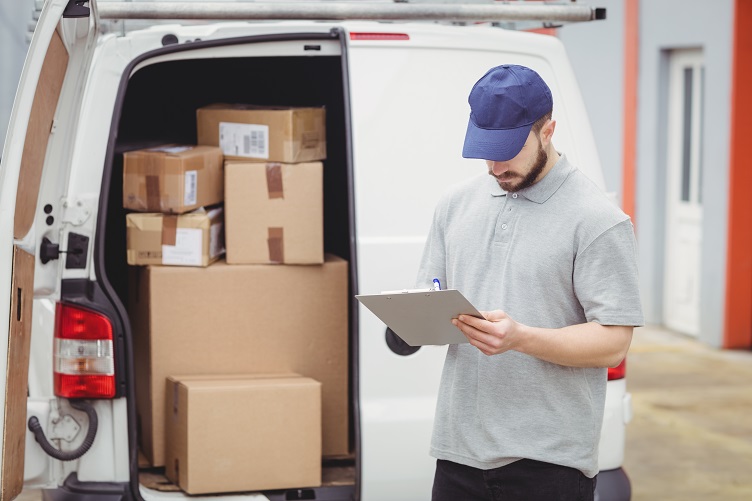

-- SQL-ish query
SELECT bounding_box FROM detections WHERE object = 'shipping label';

[184,170,198,206]
[162,228,203,266]
[219,122,269,158]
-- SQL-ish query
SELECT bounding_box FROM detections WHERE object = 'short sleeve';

[573,219,644,326]
[415,202,448,289]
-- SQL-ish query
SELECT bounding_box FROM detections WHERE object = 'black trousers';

[432,459,597,501]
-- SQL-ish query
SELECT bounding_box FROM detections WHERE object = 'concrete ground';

[625,325,752,500]
[15,325,752,501]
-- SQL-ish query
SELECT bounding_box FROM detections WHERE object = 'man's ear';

[540,119,556,146]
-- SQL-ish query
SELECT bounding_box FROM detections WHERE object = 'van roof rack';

[94,1,606,24]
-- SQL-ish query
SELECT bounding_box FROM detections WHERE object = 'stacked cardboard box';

[123,145,225,267]
[123,145,223,214]
[197,104,327,264]
[224,161,323,264]
[165,374,322,494]
[196,104,326,164]
[126,207,224,267]
[129,256,349,469]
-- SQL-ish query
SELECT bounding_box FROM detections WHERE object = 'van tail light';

[608,359,626,381]
[54,303,116,398]
[349,32,410,41]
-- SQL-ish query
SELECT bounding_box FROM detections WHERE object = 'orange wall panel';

[724,0,752,348]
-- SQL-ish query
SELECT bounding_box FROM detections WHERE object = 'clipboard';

[355,289,483,346]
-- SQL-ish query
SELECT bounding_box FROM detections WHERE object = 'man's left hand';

[453,310,523,356]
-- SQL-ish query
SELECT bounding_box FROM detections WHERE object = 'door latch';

[40,233,89,269]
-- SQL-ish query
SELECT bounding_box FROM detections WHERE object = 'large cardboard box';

[130,255,349,466]
[165,374,321,494]
[225,161,323,264]
[126,207,224,267]
[123,145,224,213]
[196,104,326,163]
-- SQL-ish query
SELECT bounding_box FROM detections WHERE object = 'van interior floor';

[138,452,356,493]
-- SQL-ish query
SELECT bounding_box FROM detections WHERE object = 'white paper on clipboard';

[355,289,483,346]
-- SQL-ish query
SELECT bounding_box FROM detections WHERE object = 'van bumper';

[42,474,132,501]
[595,467,631,501]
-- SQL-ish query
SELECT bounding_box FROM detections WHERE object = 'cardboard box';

[196,104,326,163]
[225,161,323,264]
[123,145,224,213]
[129,255,349,466]
[165,374,321,494]
[126,207,224,267]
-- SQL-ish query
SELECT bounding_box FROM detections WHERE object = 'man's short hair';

[531,111,553,135]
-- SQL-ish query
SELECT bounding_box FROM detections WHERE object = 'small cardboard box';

[123,145,224,213]
[196,104,326,163]
[126,207,224,267]
[165,374,322,494]
[129,255,349,466]
[225,161,323,264]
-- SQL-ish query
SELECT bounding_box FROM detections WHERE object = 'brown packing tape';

[267,227,284,263]
[162,215,178,247]
[143,151,166,175]
[301,131,320,149]
[266,163,284,199]
[146,175,161,211]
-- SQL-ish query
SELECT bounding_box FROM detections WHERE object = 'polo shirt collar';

[487,153,573,203]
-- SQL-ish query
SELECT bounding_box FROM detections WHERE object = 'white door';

[0,0,97,497]
[663,49,704,336]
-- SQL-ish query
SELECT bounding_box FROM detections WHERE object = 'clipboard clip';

[379,288,434,295]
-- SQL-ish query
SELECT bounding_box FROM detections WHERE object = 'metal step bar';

[96,1,606,23]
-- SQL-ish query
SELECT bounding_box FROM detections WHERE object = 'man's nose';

[490,161,509,175]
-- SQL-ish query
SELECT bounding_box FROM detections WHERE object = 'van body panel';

[599,379,629,470]
[130,39,342,74]
[347,25,609,498]
[25,399,52,485]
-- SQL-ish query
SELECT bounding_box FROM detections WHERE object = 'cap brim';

[462,119,533,162]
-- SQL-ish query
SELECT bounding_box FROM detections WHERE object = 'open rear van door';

[0,0,97,497]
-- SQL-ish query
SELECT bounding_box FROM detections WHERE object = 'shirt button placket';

[495,194,516,243]
[493,196,510,243]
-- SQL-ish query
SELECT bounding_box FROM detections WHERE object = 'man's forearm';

[515,322,633,368]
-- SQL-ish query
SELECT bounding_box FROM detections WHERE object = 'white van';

[0,1,632,500]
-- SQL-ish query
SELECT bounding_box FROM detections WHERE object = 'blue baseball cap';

[462,65,553,161]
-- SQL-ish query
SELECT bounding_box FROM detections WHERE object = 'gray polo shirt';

[416,154,643,478]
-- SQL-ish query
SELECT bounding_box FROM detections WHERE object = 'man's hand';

[452,310,522,356]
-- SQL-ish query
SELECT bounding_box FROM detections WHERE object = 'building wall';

[0,0,35,156]
[558,0,625,205]
[560,0,736,347]
[636,0,734,347]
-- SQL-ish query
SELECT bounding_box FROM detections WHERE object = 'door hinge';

[61,198,92,226]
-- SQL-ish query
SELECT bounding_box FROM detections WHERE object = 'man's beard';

[493,142,548,193]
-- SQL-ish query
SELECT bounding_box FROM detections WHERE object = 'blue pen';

[432,278,441,291]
